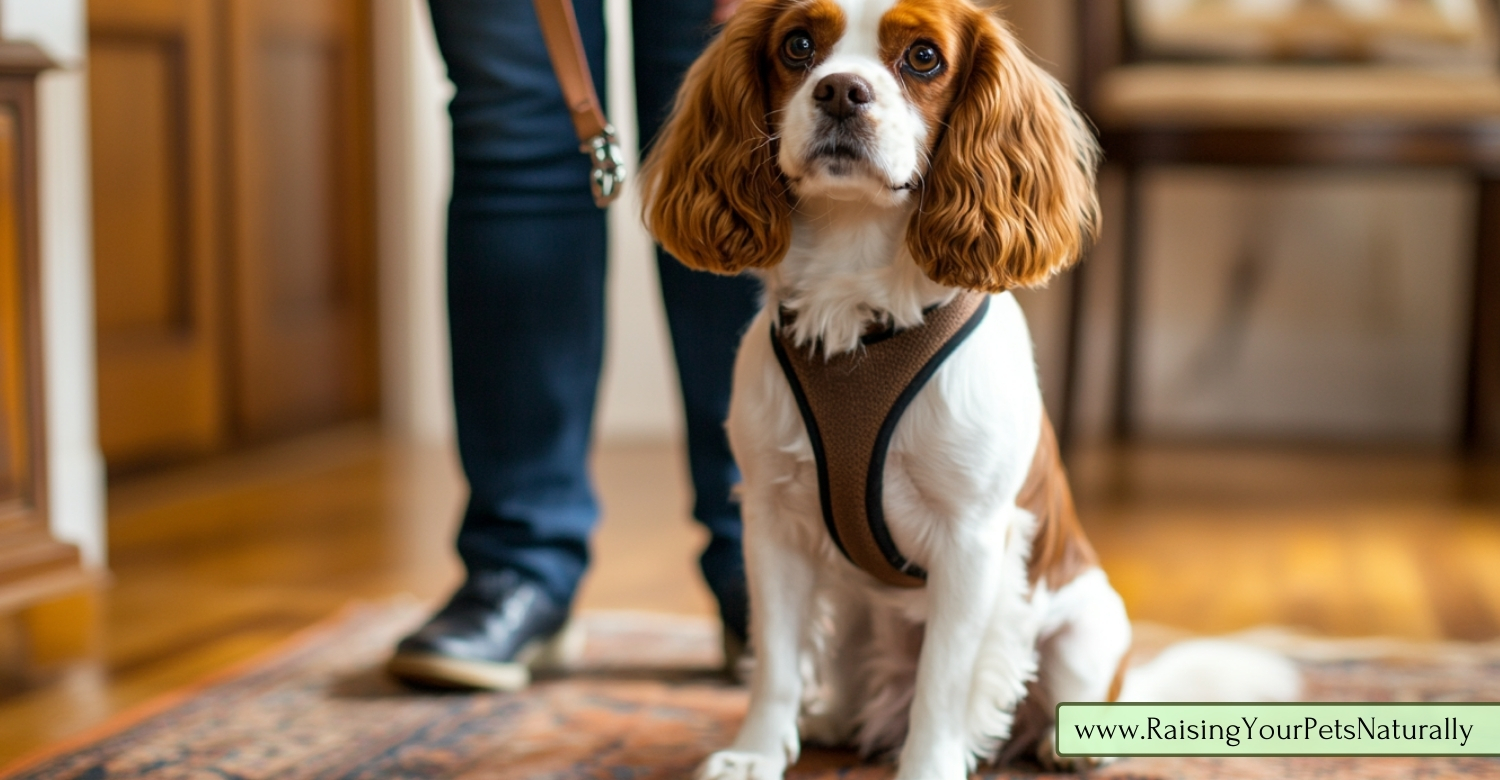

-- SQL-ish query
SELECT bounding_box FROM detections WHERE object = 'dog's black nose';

[814,73,873,120]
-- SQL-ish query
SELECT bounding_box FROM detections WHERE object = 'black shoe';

[387,571,583,692]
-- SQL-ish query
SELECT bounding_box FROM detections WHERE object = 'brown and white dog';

[640,1,1300,777]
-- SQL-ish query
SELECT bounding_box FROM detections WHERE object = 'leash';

[533,0,625,207]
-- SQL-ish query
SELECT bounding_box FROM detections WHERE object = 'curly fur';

[905,10,1101,292]
[639,0,794,274]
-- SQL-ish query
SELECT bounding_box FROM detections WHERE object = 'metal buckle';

[584,125,625,208]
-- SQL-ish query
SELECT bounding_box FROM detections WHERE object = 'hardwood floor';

[0,426,1497,765]
[1070,444,1500,640]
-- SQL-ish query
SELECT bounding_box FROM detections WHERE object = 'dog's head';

[641,0,1100,292]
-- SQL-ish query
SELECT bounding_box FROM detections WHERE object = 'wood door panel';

[228,0,376,440]
[90,38,188,335]
[260,39,345,318]
[258,0,344,35]
[90,1,226,468]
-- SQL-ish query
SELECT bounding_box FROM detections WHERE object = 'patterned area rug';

[4,602,1500,780]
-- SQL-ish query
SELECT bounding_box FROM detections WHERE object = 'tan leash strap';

[532,0,624,207]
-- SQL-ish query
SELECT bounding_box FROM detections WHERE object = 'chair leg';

[1057,251,1091,454]
[1465,176,1500,456]
[1113,165,1144,442]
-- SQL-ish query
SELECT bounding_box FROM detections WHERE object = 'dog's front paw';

[698,750,786,780]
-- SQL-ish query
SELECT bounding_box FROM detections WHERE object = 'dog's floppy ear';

[641,0,792,274]
[906,12,1099,292]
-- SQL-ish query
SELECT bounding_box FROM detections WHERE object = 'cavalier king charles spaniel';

[639,0,1300,777]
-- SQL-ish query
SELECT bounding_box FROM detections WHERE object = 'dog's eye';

[903,42,942,75]
[782,31,815,66]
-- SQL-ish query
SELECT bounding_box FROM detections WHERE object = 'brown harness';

[771,292,1098,590]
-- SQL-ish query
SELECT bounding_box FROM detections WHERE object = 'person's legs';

[391,0,608,690]
[447,212,606,603]
[634,0,763,644]
[429,0,608,608]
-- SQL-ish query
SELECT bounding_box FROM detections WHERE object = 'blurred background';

[0,0,1498,765]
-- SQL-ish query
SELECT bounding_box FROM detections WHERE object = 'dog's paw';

[697,750,786,780]
[1036,732,1113,773]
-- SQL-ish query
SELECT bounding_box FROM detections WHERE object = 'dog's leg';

[699,500,816,780]
[895,521,1006,780]
[1031,570,1131,770]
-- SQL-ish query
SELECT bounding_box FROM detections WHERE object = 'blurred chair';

[1060,0,1500,455]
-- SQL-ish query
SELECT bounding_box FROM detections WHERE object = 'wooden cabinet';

[0,43,87,613]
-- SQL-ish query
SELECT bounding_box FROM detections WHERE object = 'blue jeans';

[428,0,759,639]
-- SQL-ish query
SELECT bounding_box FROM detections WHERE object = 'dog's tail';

[1117,638,1302,703]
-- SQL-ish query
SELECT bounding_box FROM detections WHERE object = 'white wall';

[376,0,683,447]
[373,0,455,446]
[2,0,106,565]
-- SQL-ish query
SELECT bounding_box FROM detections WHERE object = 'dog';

[639,0,1300,777]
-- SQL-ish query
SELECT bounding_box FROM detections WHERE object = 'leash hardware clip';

[585,125,626,208]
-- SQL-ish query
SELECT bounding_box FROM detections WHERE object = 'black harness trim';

[770,327,850,564]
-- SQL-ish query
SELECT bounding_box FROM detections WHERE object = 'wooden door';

[225,0,378,441]
[90,0,227,466]
[89,0,377,469]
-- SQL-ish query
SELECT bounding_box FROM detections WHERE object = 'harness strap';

[771,292,990,588]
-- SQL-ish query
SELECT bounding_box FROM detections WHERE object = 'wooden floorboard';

[0,427,1497,764]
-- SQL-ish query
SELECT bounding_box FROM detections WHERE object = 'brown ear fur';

[640,0,792,274]
[906,12,1100,292]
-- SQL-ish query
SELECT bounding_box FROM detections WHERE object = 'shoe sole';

[387,619,586,692]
